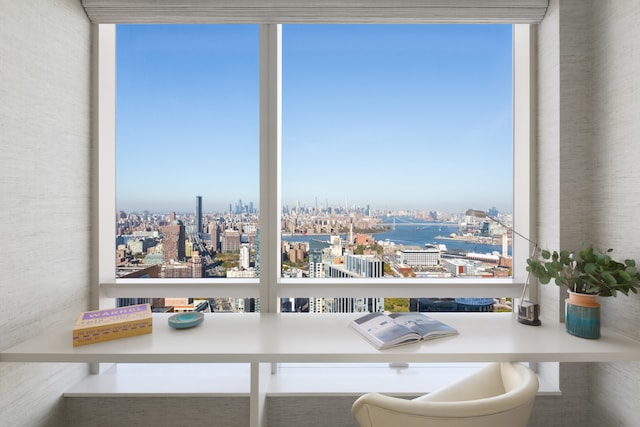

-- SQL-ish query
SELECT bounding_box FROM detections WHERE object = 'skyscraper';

[196,196,203,233]
[208,222,219,252]
[162,220,186,262]
[190,250,204,278]
[239,245,250,269]
[308,238,330,278]
[221,229,241,252]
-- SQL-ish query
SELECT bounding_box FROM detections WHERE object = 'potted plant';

[526,246,640,339]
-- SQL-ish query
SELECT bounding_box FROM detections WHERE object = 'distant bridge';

[383,218,454,230]
[384,223,451,227]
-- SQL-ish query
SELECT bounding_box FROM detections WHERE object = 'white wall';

[0,0,92,425]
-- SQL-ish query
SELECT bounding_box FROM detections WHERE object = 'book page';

[351,312,418,348]
[388,312,458,339]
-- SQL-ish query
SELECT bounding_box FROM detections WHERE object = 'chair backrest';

[352,362,539,427]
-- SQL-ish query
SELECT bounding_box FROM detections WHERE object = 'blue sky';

[116,24,512,214]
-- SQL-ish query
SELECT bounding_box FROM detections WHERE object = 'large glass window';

[279,25,515,313]
[114,25,260,311]
[104,24,529,314]
[281,24,513,281]
[116,24,259,276]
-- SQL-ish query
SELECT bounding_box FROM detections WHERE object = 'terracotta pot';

[565,291,600,339]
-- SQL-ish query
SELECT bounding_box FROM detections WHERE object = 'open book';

[350,312,458,350]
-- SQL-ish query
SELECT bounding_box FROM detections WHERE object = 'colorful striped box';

[72,304,153,346]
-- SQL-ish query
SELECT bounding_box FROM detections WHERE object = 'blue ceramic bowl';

[168,312,205,329]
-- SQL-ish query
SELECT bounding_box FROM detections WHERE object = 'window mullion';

[513,24,534,288]
[259,24,282,313]
[96,23,117,310]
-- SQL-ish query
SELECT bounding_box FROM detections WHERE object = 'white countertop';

[3,312,640,364]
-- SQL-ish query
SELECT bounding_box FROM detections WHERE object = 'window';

[112,24,261,312]
[100,24,531,313]
[279,24,518,313]
[89,19,540,407]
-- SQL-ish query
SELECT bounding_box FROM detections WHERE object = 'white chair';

[352,362,539,427]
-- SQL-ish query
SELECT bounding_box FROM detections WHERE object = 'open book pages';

[350,312,458,350]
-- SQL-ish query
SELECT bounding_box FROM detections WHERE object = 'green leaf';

[584,284,599,294]
[579,247,591,260]
[584,263,597,275]
[601,271,618,286]
[538,272,551,284]
[619,270,632,283]
[558,251,570,262]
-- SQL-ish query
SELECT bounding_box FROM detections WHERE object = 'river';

[282,217,509,256]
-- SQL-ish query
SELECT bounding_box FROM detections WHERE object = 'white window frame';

[96,23,534,314]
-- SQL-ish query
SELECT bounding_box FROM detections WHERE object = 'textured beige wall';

[0,0,92,425]
[536,1,640,427]
[591,0,640,340]
[535,4,593,423]
[536,0,564,323]
[67,397,251,427]
[536,0,594,323]
[534,3,595,425]
[589,0,640,425]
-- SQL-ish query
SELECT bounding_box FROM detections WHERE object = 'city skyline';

[116,24,513,213]
[116,197,508,219]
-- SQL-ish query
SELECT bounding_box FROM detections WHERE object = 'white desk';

[3,312,640,363]
[3,312,640,427]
